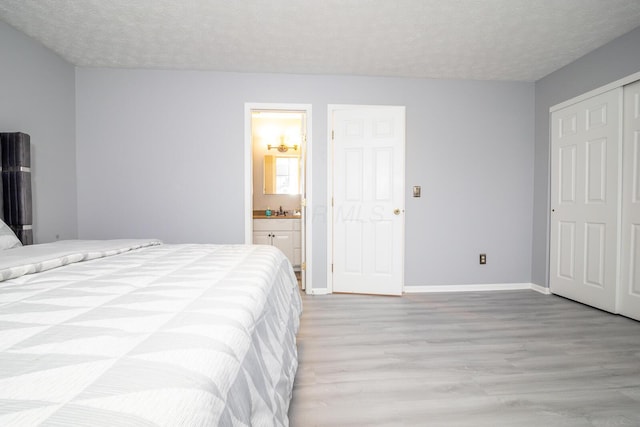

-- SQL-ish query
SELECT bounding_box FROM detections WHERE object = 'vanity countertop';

[253,214,301,219]
[253,209,301,219]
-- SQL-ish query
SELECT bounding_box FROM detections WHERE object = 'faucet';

[278,206,285,216]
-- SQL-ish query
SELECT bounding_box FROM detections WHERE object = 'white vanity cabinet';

[253,218,301,269]
[292,219,301,268]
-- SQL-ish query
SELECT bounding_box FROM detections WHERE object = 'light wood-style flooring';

[288,291,640,426]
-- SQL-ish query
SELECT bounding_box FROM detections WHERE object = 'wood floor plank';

[288,291,640,426]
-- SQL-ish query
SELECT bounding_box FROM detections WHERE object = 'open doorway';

[244,103,312,292]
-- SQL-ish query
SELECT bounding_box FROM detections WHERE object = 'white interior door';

[620,80,640,321]
[550,88,621,313]
[330,105,405,295]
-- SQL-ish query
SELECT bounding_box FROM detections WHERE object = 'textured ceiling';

[1,0,640,81]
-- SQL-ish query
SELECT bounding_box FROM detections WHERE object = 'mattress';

[0,240,302,426]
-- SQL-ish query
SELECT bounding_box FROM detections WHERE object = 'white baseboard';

[404,283,550,294]
[306,288,331,295]
[530,283,552,295]
[309,283,553,295]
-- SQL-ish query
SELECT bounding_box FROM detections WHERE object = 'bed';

[0,135,302,426]
[0,236,302,426]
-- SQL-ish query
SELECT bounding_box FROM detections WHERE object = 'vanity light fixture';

[268,135,299,153]
[267,143,298,153]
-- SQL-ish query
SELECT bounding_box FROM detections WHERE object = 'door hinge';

[301,262,306,271]
[301,198,307,207]
[331,263,334,273]
[331,130,334,140]
[331,197,334,207]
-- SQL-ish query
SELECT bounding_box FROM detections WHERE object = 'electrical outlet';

[479,253,487,265]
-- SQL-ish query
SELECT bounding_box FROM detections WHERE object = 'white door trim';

[244,102,313,293]
[326,104,405,295]
[326,106,334,294]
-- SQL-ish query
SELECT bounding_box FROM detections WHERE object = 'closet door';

[550,88,622,313]
[620,80,640,321]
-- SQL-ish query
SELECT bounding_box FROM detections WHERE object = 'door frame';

[326,104,406,295]
[244,102,313,293]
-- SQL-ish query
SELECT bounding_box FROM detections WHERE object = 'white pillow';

[0,219,22,250]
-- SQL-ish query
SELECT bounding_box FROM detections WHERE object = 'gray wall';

[0,21,77,243]
[6,12,639,291]
[76,69,534,290]
[532,26,640,287]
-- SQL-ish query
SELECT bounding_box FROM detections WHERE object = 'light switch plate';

[412,186,421,197]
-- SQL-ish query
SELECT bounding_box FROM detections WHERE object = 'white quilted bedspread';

[0,241,302,426]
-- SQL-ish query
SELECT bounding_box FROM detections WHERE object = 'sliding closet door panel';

[550,88,621,313]
[620,80,640,321]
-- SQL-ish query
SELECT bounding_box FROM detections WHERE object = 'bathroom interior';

[251,111,305,281]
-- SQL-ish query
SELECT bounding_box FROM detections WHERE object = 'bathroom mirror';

[264,155,300,195]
